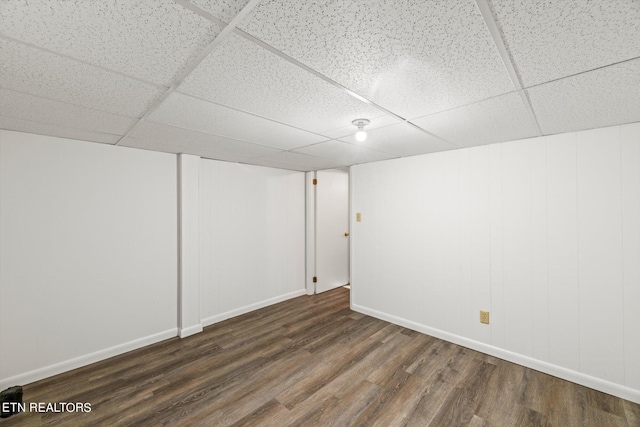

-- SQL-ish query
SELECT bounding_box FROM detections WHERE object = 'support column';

[178,154,202,338]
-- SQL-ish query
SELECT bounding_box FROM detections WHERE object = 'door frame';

[305,168,351,295]
[305,171,316,295]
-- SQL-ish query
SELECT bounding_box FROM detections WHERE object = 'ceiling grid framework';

[473,0,543,137]
[1,0,639,171]
[114,0,264,146]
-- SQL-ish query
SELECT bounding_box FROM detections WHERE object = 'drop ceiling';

[1,0,639,171]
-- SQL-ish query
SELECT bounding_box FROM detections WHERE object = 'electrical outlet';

[480,310,490,324]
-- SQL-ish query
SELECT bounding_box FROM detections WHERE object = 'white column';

[178,154,202,338]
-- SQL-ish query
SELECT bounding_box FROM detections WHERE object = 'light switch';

[356,213,362,222]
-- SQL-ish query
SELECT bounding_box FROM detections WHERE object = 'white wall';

[199,160,306,325]
[0,130,178,388]
[351,122,640,403]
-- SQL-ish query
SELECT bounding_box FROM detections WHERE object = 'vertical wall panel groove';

[489,144,505,349]
[531,139,549,362]
[546,132,580,372]
[576,126,624,384]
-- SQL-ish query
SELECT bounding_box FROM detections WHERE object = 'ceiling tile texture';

[240,0,516,119]
[0,116,121,145]
[489,0,640,87]
[177,33,386,134]
[527,58,640,136]
[0,38,165,117]
[148,92,328,150]
[0,88,137,135]
[339,122,456,156]
[187,0,253,23]
[1,0,639,170]
[292,140,397,165]
[122,120,282,162]
[412,92,541,147]
[0,0,222,85]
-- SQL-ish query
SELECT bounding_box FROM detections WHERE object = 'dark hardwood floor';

[2,287,639,426]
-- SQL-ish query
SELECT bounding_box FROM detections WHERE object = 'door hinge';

[312,178,317,185]
[313,276,317,283]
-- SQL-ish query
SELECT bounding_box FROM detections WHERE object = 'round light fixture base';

[352,119,370,127]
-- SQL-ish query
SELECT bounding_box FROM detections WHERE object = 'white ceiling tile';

[178,33,385,134]
[240,0,514,118]
[320,114,401,139]
[0,88,136,135]
[248,151,348,171]
[124,121,282,161]
[0,38,164,117]
[120,137,278,163]
[148,93,328,150]
[292,140,396,164]
[339,122,456,156]
[0,115,120,145]
[489,0,640,87]
[187,0,252,23]
[528,59,640,136]
[412,92,539,147]
[0,0,221,85]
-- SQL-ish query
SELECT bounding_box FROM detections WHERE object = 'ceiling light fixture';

[352,118,370,142]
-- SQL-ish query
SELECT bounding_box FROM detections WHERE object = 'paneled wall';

[199,160,306,325]
[0,130,178,388]
[351,122,640,402]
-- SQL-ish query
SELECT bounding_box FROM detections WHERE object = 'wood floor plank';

[427,360,496,427]
[184,350,314,426]
[369,371,434,427]
[582,406,630,427]
[316,380,384,426]
[312,333,411,400]
[406,338,457,379]
[537,376,587,427]
[468,414,492,427]
[350,369,412,426]
[369,323,405,343]
[226,398,289,427]
[3,287,639,427]
[585,387,628,418]
[624,399,640,427]
[475,357,527,426]
[404,365,469,427]
[366,333,434,388]
[513,405,551,427]
[276,389,339,427]
[276,336,382,409]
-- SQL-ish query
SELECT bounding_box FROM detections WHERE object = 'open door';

[314,168,349,294]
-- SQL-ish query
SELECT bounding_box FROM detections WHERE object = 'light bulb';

[352,118,370,142]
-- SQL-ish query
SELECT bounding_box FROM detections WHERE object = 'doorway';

[306,168,350,294]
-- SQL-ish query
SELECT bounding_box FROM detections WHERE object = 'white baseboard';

[202,289,306,327]
[0,328,178,390]
[352,304,640,404]
[179,324,203,338]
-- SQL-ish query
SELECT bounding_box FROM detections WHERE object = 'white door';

[315,168,349,293]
